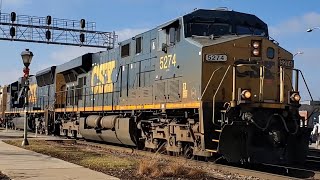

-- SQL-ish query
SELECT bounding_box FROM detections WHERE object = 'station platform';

[0,129,118,180]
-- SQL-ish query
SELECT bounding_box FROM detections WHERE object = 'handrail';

[284,67,314,102]
[211,63,265,125]
[200,67,222,100]
[298,69,314,101]
[212,65,231,125]
[55,82,121,109]
[55,82,114,94]
[55,84,121,95]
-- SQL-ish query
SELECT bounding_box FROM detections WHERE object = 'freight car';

[2,8,312,164]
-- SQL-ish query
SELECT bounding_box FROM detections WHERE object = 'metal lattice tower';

[0,12,118,49]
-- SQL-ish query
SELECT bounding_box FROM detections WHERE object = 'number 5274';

[160,54,176,70]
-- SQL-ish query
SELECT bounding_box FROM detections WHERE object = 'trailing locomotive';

[1,9,311,164]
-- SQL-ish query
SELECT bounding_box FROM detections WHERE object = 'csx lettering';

[91,61,116,94]
[160,54,176,70]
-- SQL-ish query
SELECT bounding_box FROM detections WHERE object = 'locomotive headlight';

[252,41,260,48]
[241,90,252,99]
[251,40,262,57]
[291,93,301,102]
[252,49,260,56]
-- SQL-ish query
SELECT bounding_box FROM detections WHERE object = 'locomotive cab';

[183,9,311,164]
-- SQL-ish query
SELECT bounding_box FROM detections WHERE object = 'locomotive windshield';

[183,9,269,38]
[188,22,231,37]
[236,26,266,36]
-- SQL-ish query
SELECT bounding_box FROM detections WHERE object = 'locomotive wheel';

[183,144,193,159]
[166,151,179,156]
[63,129,68,137]
[147,148,155,153]
[72,130,78,139]
[167,151,173,156]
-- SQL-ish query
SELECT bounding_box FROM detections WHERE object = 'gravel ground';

[4,139,262,180]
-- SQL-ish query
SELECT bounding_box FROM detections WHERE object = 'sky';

[0,0,319,101]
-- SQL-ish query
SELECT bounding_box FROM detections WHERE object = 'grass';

[4,139,136,179]
[137,158,206,179]
[4,139,219,179]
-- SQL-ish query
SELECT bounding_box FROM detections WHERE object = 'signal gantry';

[0,12,117,49]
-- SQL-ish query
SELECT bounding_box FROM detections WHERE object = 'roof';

[189,34,250,47]
[56,53,92,74]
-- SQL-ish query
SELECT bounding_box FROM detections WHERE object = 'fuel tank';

[80,116,137,146]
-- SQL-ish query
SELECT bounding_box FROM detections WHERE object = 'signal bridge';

[0,12,117,49]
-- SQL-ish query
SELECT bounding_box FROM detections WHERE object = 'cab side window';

[121,43,130,58]
[136,37,142,54]
[158,20,181,52]
[169,26,180,45]
[158,30,166,51]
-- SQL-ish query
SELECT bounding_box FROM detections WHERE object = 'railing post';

[295,70,299,92]
[84,87,86,111]
[73,89,75,112]
[102,84,105,116]
[231,65,236,107]
[280,66,284,103]
[42,96,44,110]
[64,91,67,110]
[112,83,114,111]
[92,85,95,111]
[60,92,63,108]
[259,65,265,102]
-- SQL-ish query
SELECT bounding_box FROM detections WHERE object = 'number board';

[205,54,227,62]
[279,59,294,68]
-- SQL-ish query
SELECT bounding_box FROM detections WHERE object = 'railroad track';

[308,148,320,158]
[47,138,318,180]
[303,148,320,172]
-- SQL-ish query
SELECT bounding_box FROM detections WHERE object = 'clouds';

[295,48,320,65]
[269,12,320,37]
[266,12,320,100]
[293,48,320,101]
[47,46,100,67]
[116,28,149,41]
[0,69,22,85]
[38,27,149,69]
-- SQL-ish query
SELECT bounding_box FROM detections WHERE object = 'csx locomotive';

[0,9,311,164]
